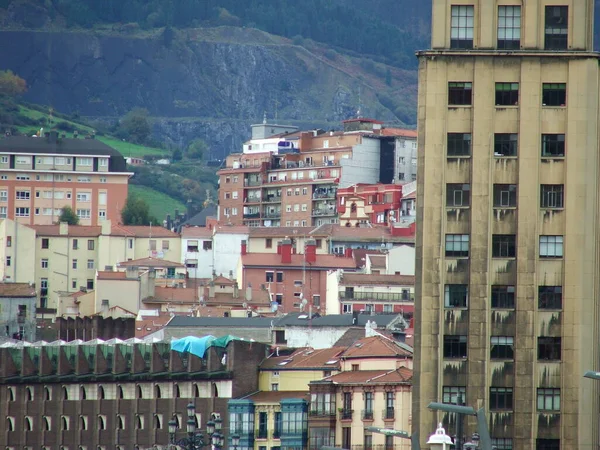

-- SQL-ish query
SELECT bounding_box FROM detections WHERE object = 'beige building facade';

[414,1,600,449]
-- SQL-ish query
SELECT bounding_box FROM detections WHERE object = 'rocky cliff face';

[0,27,417,157]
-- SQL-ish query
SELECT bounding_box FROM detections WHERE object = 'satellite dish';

[242,302,248,309]
[299,298,308,311]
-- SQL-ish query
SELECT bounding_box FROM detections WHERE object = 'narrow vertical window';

[498,6,521,49]
[451,5,474,49]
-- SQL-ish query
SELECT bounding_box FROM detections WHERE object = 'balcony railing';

[362,410,374,420]
[257,429,268,439]
[340,291,415,302]
[263,211,282,219]
[244,179,262,187]
[382,407,395,420]
[339,409,353,420]
[312,208,337,217]
[313,192,337,199]
[263,195,282,203]
[243,212,261,219]
[245,197,261,203]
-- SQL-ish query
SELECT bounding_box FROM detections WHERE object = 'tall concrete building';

[414,1,599,449]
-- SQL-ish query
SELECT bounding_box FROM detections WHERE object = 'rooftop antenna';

[263,111,267,124]
[274,94,279,122]
[357,86,362,119]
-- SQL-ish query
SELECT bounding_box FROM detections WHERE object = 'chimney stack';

[305,239,317,264]
[344,247,353,258]
[281,239,292,263]
[241,240,247,256]
[59,221,69,236]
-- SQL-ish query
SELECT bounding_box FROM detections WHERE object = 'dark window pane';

[493,184,517,207]
[446,184,471,207]
[541,134,565,157]
[445,284,468,308]
[538,286,562,309]
[495,83,519,105]
[443,335,468,358]
[544,6,568,50]
[448,82,473,105]
[542,83,566,106]
[538,337,561,360]
[492,235,516,258]
[490,387,513,410]
[494,134,518,156]
[451,5,474,49]
[447,133,472,156]
[540,185,564,208]
[491,286,515,309]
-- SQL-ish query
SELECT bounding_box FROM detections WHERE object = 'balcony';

[263,211,281,219]
[243,212,261,219]
[382,407,395,420]
[244,178,262,187]
[245,197,261,204]
[362,409,374,421]
[339,409,353,420]
[339,291,414,302]
[309,409,336,417]
[312,208,337,217]
[263,195,282,203]
[313,191,337,199]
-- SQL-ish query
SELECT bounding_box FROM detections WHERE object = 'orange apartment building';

[337,183,404,226]
[217,118,401,228]
[0,132,131,225]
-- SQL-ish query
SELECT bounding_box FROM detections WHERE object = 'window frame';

[490,387,513,411]
[448,82,473,106]
[491,285,515,309]
[538,286,562,310]
[539,235,563,258]
[490,336,514,360]
[442,386,466,405]
[542,83,566,107]
[544,6,568,50]
[450,5,474,49]
[540,184,564,209]
[443,335,468,358]
[495,82,519,106]
[446,183,471,207]
[494,133,518,157]
[537,388,560,411]
[444,284,468,308]
[493,184,517,208]
[492,234,516,258]
[538,336,561,361]
[447,133,472,157]
[497,5,521,49]
[445,234,469,258]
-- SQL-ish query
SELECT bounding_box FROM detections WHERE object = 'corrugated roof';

[241,253,356,269]
[322,367,412,384]
[0,282,36,297]
[117,257,184,268]
[275,312,401,328]
[340,273,415,286]
[261,347,345,370]
[28,225,102,237]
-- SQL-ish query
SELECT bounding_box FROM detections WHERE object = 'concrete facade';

[414,1,600,449]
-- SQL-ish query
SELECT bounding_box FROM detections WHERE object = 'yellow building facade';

[414,1,600,449]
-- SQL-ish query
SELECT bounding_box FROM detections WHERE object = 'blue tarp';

[171,335,216,358]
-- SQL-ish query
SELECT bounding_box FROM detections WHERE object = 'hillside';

[0,1,420,158]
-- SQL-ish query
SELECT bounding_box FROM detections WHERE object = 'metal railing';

[362,409,374,420]
[243,212,261,219]
[309,409,336,417]
[313,192,337,199]
[263,211,281,219]
[340,292,415,302]
[244,179,262,187]
[312,208,337,217]
[382,407,395,420]
[263,195,282,203]
[339,409,353,420]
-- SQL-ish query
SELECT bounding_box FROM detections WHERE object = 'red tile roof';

[378,128,417,138]
[340,273,415,286]
[312,224,413,243]
[249,227,318,238]
[261,347,346,370]
[369,255,387,268]
[97,271,129,280]
[341,335,413,359]
[181,227,214,238]
[241,253,357,269]
[28,225,102,237]
[323,367,412,384]
[117,257,184,268]
[352,249,385,268]
[0,282,36,297]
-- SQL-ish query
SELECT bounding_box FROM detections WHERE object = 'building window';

[77,209,91,219]
[491,438,513,450]
[490,387,513,410]
[72,239,78,250]
[447,133,472,156]
[445,234,469,257]
[540,185,564,209]
[537,388,560,411]
[491,285,515,309]
[313,295,321,307]
[265,238,273,248]
[41,259,49,269]
[310,393,335,415]
[15,190,30,200]
[442,386,466,405]
[383,304,393,313]
[495,83,519,106]
[87,240,94,250]
[541,134,566,158]
[266,271,274,282]
[448,82,473,105]
[87,279,94,290]
[276,272,284,282]
[128,239,133,249]
[446,184,470,207]
[363,391,374,419]
[538,337,561,360]
[162,240,170,250]
[492,235,516,258]
[72,279,77,289]
[450,5,474,49]
[544,6,568,50]
[494,133,518,157]
[86,259,94,270]
[490,336,514,359]
[498,6,521,49]
[536,439,560,450]
[364,433,373,450]
[445,284,468,308]
[99,209,106,220]
[538,286,562,309]
[15,207,30,217]
[6,255,10,267]
[493,184,517,207]
[443,335,467,358]
[309,428,335,450]
[542,83,566,106]
[539,236,563,258]
[72,259,78,269]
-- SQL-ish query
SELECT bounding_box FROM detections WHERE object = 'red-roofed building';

[239,239,357,313]
[337,183,404,226]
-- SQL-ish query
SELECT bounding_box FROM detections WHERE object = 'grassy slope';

[128,184,187,221]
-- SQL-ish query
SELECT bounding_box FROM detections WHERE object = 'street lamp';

[584,370,600,380]
[231,433,240,450]
[364,426,420,450]
[427,402,493,450]
[169,403,224,450]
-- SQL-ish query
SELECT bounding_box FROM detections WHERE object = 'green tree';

[185,138,208,160]
[121,195,158,225]
[117,108,151,144]
[0,70,27,98]
[58,206,80,225]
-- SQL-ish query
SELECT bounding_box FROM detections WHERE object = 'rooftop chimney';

[344,247,353,258]
[59,221,69,236]
[305,239,317,264]
[241,240,247,256]
[281,239,292,264]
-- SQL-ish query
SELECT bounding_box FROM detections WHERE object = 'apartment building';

[337,183,404,226]
[0,132,131,225]
[414,2,600,449]
[217,119,405,228]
